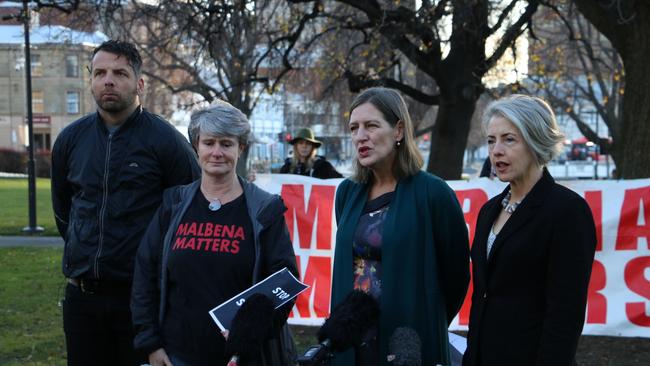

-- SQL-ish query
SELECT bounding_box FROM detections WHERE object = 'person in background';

[332,87,470,365]
[479,156,496,179]
[462,94,596,366]
[131,100,298,366]
[51,40,199,366]
[280,127,342,179]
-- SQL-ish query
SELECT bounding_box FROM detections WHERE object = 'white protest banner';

[254,174,650,337]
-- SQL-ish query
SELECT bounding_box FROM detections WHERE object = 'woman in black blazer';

[462,95,597,366]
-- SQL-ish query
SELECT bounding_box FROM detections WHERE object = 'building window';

[66,91,80,114]
[66,55,79,77]
[34,133,51,150]
[31,54,42,77]
[32,91,44,113]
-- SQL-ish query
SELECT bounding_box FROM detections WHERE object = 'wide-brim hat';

[290,127,322,148]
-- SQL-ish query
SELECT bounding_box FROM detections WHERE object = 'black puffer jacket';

[51,106,200,281]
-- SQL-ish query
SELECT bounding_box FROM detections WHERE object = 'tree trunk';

[574,1,650,178]
[232,97,252,178]
[236,145,250,177]
[426,93,476,180]
[615,20,650,178]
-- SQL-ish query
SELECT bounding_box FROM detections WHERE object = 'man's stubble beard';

[93,89,138,114]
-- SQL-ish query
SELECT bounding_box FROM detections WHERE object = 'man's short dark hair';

[92,40,143,76]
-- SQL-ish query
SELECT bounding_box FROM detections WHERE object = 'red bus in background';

[568,136,601,161]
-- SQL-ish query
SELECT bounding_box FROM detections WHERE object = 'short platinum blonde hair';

[188,99,251,148]
[483,94,565,166]
[348,87,423,183]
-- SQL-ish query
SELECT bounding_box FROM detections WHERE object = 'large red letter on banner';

[455,189,488,245]
[624,256,650,327]
[293,255,331,318]
[458,266,473,326]
[616,187,650,250]
[586,260,607,324]
[282,184,335,249]
[454,190,485,325]
[585,191,603,251]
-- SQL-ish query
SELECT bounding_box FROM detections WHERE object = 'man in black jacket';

[51,40,200,366]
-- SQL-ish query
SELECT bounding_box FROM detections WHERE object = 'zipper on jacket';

[94,132,113,278]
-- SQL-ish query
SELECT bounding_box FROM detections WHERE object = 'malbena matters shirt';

[163,190,254,366]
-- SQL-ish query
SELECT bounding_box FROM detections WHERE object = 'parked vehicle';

[568,137,600,161]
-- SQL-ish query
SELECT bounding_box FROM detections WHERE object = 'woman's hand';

[149,348,173,366]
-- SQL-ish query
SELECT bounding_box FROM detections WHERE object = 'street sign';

[25,115,51,124]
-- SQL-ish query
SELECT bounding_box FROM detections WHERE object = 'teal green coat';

[332,171,470,365]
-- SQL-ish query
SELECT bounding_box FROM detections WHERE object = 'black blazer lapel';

[487,169,555,267]
[473,194,504,282]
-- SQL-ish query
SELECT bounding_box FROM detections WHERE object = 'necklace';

[501,191,522,214]
[202,188,224,212]
[208,199,222,211]
[202,180,241,212]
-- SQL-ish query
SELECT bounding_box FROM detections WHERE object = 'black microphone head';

[226,293,275,362]
[317,290,380,352]
[297,340,333,366]
[388,327,421,366]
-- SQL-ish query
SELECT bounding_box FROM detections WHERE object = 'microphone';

[387,327,421,366]
[297,339,332,366]
[318,289,380,351]
[225,293,275,365]
[298,290,380,366]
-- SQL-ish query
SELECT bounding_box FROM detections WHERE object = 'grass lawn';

[0,247,318,365]
[0,247,66,366]
[0,178,58,236]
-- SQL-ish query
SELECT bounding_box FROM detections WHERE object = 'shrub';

[0,148,27,174]
[35,150,51,178]
[0,148,51,178]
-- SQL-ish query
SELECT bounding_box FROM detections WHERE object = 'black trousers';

[62,282,141,366]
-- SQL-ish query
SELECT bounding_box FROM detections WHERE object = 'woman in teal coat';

[332,87,470,365]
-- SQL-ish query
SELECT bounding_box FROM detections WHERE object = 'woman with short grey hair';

[132,99,298,366]
[188,100,251,149]
[463,94,597,366]
[482,94,565,166]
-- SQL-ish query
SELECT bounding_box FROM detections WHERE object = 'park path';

[0,235,63,247]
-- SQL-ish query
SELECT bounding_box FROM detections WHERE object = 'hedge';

[0,148,51,178]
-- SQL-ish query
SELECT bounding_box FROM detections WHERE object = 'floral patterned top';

[352,191,394,300]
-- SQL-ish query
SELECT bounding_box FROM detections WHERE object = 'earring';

[396,140,401,147]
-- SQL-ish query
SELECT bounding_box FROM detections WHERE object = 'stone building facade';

[0,25,100,152]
